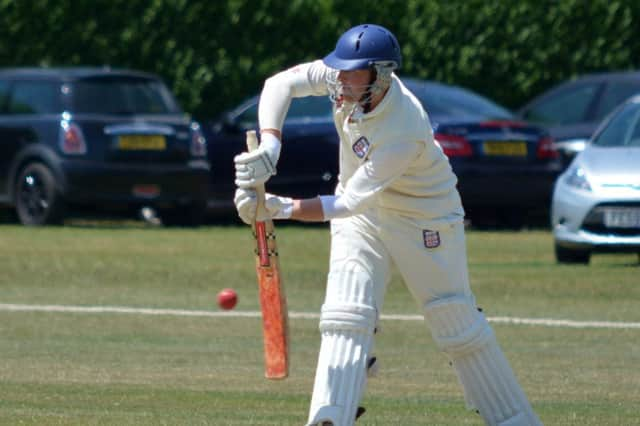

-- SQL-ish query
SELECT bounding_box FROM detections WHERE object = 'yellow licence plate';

[119,135,166,150]
[483,141,527,156]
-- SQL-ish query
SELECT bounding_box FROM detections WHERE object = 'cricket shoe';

[316,406,365,426]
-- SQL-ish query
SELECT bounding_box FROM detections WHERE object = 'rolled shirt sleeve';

[258,61,330,131]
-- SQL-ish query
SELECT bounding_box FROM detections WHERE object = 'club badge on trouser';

[423,229,441,249]
[245,130,289,380]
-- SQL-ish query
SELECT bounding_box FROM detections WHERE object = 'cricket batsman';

[234,23,542,426]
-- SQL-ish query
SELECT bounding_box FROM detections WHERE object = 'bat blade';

[253,220,288,378]
[246,130,289,379]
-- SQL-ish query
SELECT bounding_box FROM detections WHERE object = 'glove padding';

[234,150,276,188]
[234,133,281,188]
[234,188,293,225]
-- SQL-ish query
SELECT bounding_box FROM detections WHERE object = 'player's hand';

[234,188,293,224]
[234,188,257,224]
[234,133,281,188]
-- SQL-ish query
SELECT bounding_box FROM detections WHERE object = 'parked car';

[0,67,210,226]
[551,95,640,264]
[205,78,562,226]
[408,78,562,226]
[517,71,640,166]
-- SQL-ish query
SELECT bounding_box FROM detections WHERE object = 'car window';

[592,102,640,147]
[7,80,62,114]
[522,82,600,125]
[413,84,513,120]
[593,80,640,122]
[72,77,180,114]
[0,80,9,113]
[234,96,333,129]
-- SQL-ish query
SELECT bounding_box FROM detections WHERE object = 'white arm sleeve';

[258,60,331,131]
[319,195,350,221]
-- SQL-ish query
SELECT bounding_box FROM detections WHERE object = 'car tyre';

[0,208,19,224]
[15,163,66,226]
[160,201,205,227]
[555,243,590,264]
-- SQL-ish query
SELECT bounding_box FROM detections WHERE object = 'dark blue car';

[0,68,210,226]
[205,78,562,226]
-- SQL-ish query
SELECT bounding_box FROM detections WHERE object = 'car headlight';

[564,166,592,191]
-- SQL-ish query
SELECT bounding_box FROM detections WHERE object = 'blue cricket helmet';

[323,24,402,71]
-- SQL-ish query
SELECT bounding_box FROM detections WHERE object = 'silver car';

[551,95,640,264]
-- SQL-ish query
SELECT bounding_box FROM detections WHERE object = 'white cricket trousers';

[327,211,473,311]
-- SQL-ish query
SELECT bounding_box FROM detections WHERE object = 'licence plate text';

[604,208,640,228]
[119,135,166,150]
[483,141,527,156]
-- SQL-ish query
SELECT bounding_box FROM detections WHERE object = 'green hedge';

[1,0,639,120]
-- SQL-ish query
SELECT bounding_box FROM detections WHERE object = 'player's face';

[337,69,372,102]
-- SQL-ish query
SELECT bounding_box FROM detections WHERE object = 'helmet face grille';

[325,61,394,112]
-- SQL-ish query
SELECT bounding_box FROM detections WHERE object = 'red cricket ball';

[217,288,238,310]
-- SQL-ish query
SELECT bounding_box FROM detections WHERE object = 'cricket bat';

[246,130,289,379]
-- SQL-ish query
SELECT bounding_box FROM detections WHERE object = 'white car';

[551,95,640,264]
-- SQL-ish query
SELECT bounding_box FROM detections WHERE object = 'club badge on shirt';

[423,230,441,249]
[352,136,370,159]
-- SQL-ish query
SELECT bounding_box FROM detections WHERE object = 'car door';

[0,79,14,199]
[272,96,338,199]
[0,79,62,200]
[205,95,339,207]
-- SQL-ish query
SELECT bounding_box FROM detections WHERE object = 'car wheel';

[15,163,66,226]
[555,243,590,264]
[0,208,19,224]
[160,201,205,227]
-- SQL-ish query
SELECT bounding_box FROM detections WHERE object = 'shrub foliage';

[1,0,639,119]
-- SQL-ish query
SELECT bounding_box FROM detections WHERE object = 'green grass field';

[1,222,639,425]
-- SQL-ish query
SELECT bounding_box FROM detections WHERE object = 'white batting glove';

[234,133,281,188]
[234,188,293,225]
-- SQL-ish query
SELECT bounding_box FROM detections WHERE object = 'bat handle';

[246,129,259,151]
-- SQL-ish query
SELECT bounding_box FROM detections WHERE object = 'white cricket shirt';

[258,60,464,224]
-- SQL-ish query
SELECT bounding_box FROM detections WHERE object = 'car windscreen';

[71,77,181,115]
[592,102,640,147]
[409,82,513,120]
[287,96,333,119]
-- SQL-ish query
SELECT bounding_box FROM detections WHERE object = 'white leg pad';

[306,303,377,426]
[424,296,542,426]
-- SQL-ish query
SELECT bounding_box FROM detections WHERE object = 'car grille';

[582,202,640,236]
